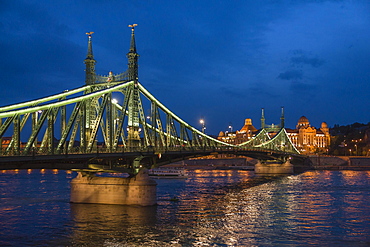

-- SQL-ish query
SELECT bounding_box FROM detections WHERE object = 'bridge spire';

[126,24,141,149]
[261,108,265,129]
[84,32,96,85]
[127,24,139,81]
[280,106,285,128]
[84,32,98,151]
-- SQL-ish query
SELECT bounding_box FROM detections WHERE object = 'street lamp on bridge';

[200,119,206,133]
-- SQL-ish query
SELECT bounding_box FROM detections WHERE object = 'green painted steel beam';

[0,81,134,118]
[0,85,90,112]
[138,83,234,147]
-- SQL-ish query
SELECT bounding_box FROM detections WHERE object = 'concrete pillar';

[255,160,293,175]
[70,168,157,206]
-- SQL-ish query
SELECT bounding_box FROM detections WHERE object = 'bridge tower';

[84,32,96,85]
[126,24,141,149]
[261,108,265,129]
[83,32,97,152]
[280,106,285,128]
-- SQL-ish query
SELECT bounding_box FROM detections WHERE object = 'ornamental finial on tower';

[85,31,94,60]
[128,24,138,31]
[128,24,138,53]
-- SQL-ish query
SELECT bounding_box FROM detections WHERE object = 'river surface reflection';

[0,169,370,246]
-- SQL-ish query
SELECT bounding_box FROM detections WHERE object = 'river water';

[0,169,370,246]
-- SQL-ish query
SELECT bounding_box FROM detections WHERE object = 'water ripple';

[0,169,370,246]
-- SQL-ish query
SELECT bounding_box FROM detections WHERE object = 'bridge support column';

[254,160,293,175]
[127,126,141,151]
[70,168,157,206]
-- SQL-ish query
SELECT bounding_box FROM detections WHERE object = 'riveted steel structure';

[0,25,304,173]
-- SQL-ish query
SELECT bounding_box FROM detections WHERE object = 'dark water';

[1,169,370,246]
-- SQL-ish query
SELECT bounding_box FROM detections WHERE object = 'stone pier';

[255,160,294,175]
[70,168,157,206]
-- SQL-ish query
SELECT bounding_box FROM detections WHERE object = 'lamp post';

[200,119,206,133]
[228,123,233,132]
[111,98,118,136]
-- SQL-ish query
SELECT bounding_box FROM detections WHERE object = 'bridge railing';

[0,144,300,160]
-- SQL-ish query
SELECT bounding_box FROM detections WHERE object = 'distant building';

[218,113,330,154]
[286,116,330,154]
[1,137,12,150]
[218,118,258,145]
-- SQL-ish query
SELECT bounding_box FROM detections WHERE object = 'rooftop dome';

[239,118,257,133]
[298,116,309,123]
[297,116,310,128]
[321,122,328,128]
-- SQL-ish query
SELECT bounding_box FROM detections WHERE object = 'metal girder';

[138,83,233,147]
[238,129,270,147]
[137,94,151,147]
[255,129,300,154]
[56,102,82,153]
[35,107,59,153]
[112,90,130,151]
[79,102,86,153]
[166,115,172,147]
[4,113,30,154]
[13,114,20,155]
[151,101,157,147]
[60,104,66,153]
[155,109,165,148]
[86,95,108,152]
[68,112,81,152]
[23,109,52,155]
[0,116,15,139]
[106,93,113,151]
[48,110,55,154]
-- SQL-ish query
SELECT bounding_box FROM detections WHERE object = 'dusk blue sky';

[1,0,370,135]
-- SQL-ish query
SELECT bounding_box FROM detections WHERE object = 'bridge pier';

[254,160,293,175]
[70,168,157,206]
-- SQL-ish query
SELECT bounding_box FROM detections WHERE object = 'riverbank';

[163,156,370,171]
[309,156,370,170]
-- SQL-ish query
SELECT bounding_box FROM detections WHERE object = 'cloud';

[291,54,325,68]
[277,70,303,80]
[290,80,316,91]
[288,81,318,103]
[277,50,324,82]
[219,86,246,99]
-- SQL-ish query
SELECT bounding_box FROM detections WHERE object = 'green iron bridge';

[0,25,305,174]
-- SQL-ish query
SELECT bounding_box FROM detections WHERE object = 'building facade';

[218,118,258,145]
[218,115,330,154]
[286,116,330,154]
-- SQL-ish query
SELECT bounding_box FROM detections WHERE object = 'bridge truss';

[0,80,234,156]
[0,25,302,172]
[238,128,300,154]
